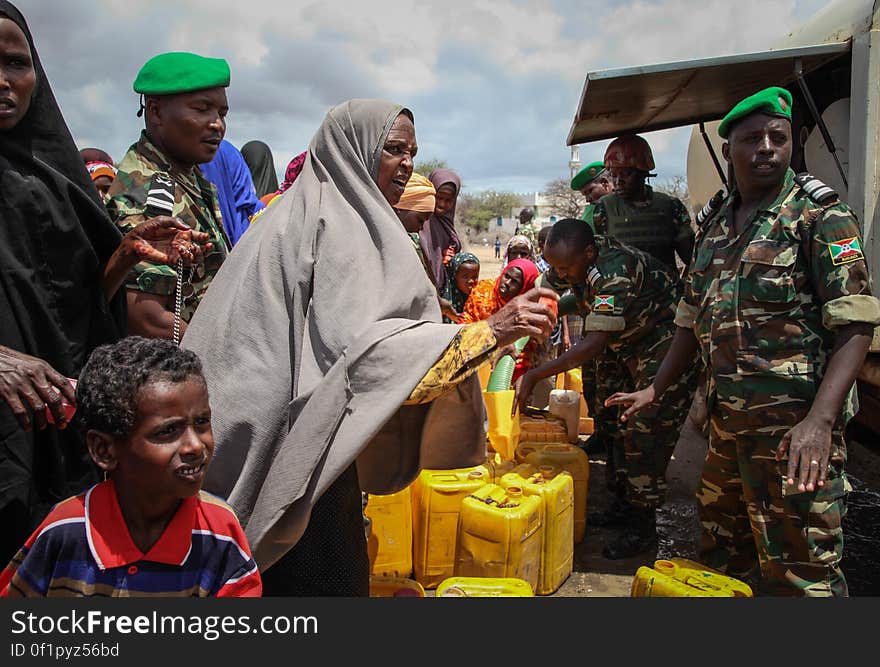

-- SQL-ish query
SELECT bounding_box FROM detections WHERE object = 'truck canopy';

[566,41,851,145]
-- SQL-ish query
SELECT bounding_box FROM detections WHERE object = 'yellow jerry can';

[517,443,589,544]
[631,558,754,598]
[411,467,490,589]
[518,412,569,444]
[478,451,518,484]
[454,483,543,592]
[365,485,413,578]
[369,576,426,598]
[436,576,534,597]
[483,389,521,461]
[500,464,574,595]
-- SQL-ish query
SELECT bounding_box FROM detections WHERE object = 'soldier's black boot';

[586,495,633,527]
[602,507,658,560]
[587,470,631,527]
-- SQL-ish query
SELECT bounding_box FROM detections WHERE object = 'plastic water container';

[483,389,520,461]
[478,451,518,484]
[631,558,754,598]
[369,576,426,598]
[517,443,589,544]
[477,363,492,391]
[412,467,490,589]
[549,389,581,444]
[500,464,574,595]
[519,412,569,444]
[554,371,593,434]
[365,486,413,578]
[436,576,534,597]
[454,483,543,591]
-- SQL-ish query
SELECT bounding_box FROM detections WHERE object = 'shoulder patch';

[695,189,725,227]
[828,237,864,266]
[593,295,615,312]
[587,266,603,288]
[145,173,175,216]
[794,172,838,205]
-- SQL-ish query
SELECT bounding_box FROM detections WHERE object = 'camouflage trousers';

[696,416,849,597]
[582,348,631,492]
[611,330,698,509]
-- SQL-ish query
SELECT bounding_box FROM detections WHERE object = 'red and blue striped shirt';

[0,480,261,597]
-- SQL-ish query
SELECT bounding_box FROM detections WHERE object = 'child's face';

[455,262,480,296]
[113,378,214,504]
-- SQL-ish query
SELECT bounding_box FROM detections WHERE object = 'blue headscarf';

[200,140,265,245]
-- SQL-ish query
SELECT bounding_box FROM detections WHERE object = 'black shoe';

[602,531,659,560]
[587,499,633,527]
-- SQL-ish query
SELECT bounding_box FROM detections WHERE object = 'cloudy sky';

[18,0,831,195]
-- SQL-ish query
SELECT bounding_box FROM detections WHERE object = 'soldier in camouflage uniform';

[516,219,698,558]
[106,52,231,339]
[566,162,621,484]
[516,207,541,250]
[589,136,697,509]
[608,87,880,595]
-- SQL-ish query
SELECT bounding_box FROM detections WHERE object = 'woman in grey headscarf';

[183,99,556,596]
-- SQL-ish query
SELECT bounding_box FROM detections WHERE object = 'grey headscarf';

[182,99,486,569]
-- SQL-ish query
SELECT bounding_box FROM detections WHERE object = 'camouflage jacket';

[593,187,694,270]
[675,169,880,435]
[106,132,229,322]
[574,236,681,355]
[518,221,541,250]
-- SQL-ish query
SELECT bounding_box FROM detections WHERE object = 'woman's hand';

[604,385,657,422]
[443,246,456,265]
[104,216,215,301]
[487,287,558,347]
[0,346,76,431]
[120,216,213,267]
[439,298,462,323]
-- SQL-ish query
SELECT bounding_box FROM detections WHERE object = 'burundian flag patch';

[829,237,863,265]
[593,295,615,312]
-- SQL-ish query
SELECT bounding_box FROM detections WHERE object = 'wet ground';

[552,413,880,597]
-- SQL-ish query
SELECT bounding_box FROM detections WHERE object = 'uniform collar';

[137,130,200,184]
[84,480,197,570]
[727,168,795,216]
[723,168,795,236]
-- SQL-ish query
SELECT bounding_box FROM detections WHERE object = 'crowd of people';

[1,0,877,598]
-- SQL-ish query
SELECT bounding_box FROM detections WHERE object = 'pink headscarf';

[279,151,307,194]
[494,258,539,304]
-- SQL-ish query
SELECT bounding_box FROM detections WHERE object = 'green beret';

[571,160,607,191]
[718,86,792,139]
[134,52,230,95]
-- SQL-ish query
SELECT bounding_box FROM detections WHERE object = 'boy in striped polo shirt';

[0,337,261,597]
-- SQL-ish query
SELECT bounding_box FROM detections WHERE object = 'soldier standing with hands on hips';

[608,86,880,596]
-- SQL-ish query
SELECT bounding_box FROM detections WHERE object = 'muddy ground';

[552,413,880,597]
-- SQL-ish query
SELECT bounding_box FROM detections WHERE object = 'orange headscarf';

[460,258,539,323]
[395,172,436,212]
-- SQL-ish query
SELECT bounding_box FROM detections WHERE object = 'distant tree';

[543,178,586,219]
[457,190,521,232]
[413,158,449,177]
[655,175,691,213]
